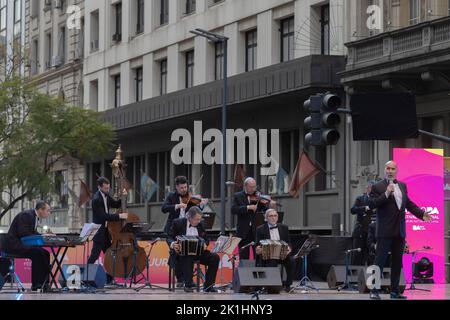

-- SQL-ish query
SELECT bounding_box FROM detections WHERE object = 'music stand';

[119,222,152,288]
[290,235,319,293]
[78,223,101,293]
[212,235,241,291]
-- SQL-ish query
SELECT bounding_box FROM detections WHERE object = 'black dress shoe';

[370,290,381,300]
[283,286,292,293]
[184,286,194,293]
[390,292,407,300]
[204,286,219,293]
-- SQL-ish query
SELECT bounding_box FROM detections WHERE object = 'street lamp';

[190,28,229,235]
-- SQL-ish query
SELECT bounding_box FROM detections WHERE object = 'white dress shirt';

[101,191,109,213]
[186,220,199,237]
[268,224,280,241]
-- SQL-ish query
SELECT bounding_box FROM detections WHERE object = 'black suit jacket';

[161,192,197,234]
[91,190,122,242]
[167,217,209,248]
[6,209,39,254]
[351,193,376,236]
[231,191,269,239]
[369,179,424,238]
[255,223,291,246]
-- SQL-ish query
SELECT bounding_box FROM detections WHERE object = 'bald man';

[231,177,271,260]
[368,161,431,300]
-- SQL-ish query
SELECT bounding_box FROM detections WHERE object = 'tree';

[0,75,116,221]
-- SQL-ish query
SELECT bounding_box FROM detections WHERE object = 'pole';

[220,38,228,235]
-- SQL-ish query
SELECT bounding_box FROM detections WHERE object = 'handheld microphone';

[240,241,255,251]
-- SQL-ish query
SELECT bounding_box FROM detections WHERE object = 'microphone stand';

[337,249,360,291]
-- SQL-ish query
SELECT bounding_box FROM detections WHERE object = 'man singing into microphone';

[369,161,431,300]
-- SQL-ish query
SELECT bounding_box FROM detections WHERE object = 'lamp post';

[190,29,229,235]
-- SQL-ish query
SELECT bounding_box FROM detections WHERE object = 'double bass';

[103,146,147,280]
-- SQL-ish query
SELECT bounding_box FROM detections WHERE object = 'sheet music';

[212,236,241,255]
[80,223,101,242]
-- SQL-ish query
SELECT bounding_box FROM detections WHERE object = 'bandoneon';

[260,239,290,260]
[176,236,206,256]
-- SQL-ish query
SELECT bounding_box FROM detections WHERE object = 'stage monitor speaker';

[233,267,282,294]
[238,259,255,267]
[350,92,419,141]
[327,265,364,289]
[358,267,405,294]
[58,264,106,289]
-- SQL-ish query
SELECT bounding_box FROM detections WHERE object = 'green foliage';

[0,76,116,219]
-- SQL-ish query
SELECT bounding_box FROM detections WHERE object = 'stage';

[1,282,450,300]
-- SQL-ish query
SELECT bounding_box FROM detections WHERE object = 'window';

[245,29,257,72]
[409,0,420,25]
[59,26,66,64]
[90,10,99,52]
[360,141,374,166]
[31,39,39,75]
[31,0,40,18]
[280,17,295,62]
[90,80,99,111]
[186,0,196,14]
[12,0,21,61]
[321,4,330,55]
[45,32,52,69]
[185,50,194,88]
[215,42,224,80]
[135,67,143,102]
[160,0,168,25]
[113,2,122,41]
[0,1,7,66]
[160,59,167,95]
[114,74,121,108]
[136,0,144,34]
[54,170,69,209]
[314,145,336,191]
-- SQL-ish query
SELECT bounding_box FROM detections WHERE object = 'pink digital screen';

[394,148,445,284]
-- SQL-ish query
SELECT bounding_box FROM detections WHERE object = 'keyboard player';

[5,201,51,291]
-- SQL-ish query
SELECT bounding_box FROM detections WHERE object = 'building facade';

[83,0,349,234]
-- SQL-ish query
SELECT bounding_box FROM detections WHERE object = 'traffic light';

[303,93,342,146]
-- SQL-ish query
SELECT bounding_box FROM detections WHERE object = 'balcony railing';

[345,16,450,71]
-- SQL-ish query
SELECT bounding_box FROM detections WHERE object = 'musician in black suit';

[368,161,431,300]
[87,177,128,279]
[168,206,220,293]
[231,177,272,260]
[255,209,295,292]
[162,176,199,286]
[5,201,51,291]
[350,180,377,265]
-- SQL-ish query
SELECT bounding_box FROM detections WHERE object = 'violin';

[248,191,278,209]
[180,192,208,207]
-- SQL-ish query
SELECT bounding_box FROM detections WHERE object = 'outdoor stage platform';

[1,282,450,300]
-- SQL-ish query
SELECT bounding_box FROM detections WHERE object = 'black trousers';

[178,251,220,288]
[168,250,184,282]
[87,237,113,283]
[257,256,295,287]
[238,230,255,260]
[374,237,405,294]
[352,233,369,266]
[15,248,50,289]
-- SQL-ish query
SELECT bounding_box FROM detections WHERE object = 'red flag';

[79,179,93,207]
[288,151,322,198]
[233,165,246,191]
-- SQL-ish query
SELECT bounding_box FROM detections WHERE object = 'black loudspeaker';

[58,264,107,289]
[331,213,341,236]
[350,92,419,141]
[358,267,405,294]
[327,265,364,289]
[233,267,282,294]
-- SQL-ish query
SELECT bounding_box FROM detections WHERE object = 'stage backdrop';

[14,241,236,285]
[394,148,445,284]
